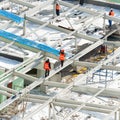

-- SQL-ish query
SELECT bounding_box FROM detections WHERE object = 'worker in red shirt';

[56,3,60,16]
[108,9,115,27]
[59,49,65,67]
[44,59,51,77]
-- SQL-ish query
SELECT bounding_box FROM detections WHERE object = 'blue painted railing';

[0,9,24,23]
[0,30,60,56]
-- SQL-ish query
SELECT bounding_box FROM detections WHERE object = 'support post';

[103,13,106,33]
[118,110,120,120]
[53,0,57,18]
[49,103,52,120]
[37,69,47,93]
[51,103,56,120]
[115,111,117,120]
[75,38,77,50]
[23,14,26,36]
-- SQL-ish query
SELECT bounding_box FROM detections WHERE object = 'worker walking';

[56,3,60,16]
[108,9,115,27]
[44,59,51,77]
[59,49,65,67]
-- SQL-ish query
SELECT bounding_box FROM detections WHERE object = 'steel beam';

[24,98,112,114]
[59,1,100,16]
[0,36,58,60]
[26,15,120,46]
[44,81,120,98]
[0,89,114,114]
[9,0,35,8]
[1,78,120,99]
[13,71,37,82]
[60,1,120,22]
[25,0,54,17]
[64,47,120,119]
[21,39,105,120]
[26,16,100,42]
[74,61,120,71]
[0,90,11,97]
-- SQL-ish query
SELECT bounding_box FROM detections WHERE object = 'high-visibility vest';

[56,4,60,10]
[109,11,114,16]
[59,53,65,61]
[44,62,50,70]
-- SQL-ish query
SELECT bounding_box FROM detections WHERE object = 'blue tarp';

[0,9,24,23]
[0,30,60,56]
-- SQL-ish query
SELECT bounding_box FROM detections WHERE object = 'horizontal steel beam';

[24,98,112,114]
[26,16,100,42]
[59,1,100,16]
[44,81,120,98]
[26,16,120,47]
[74,61,120,71]
[1,77,120,99]
[60,1,120,22]
[0,88,113,114]
[9,0,35,8]
[0,36,58,60]
[13,71,37,82]
[25,0,54,17]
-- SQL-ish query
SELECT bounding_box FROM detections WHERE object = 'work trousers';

[108,20,112,27]
[60,60,64,67]
[56,10,60,16]
[45,70,50,77]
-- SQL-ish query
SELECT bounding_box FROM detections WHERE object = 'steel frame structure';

[0,0,120,120]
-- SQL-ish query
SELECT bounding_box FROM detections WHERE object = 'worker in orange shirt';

[59,49,65,67]
[56,3,60,16]
[108,9,115,27]
[44,59,51,77]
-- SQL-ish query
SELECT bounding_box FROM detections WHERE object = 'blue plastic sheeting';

[0,30,60,56]
[0,9,24,23]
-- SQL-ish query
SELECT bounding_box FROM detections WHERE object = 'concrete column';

[37,69,47,93]
[49,72,62,82]
[37,69,44,78]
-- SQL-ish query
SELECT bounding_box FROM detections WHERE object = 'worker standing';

[79,0,84,6]
[56,3,60,16]
[44,59,51,77]
[59,49,65,67]
[108,9,115,27]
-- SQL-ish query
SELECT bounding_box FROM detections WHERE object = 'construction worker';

[59,49,65,67]
[56,3,60,16]
[44,59,51,77]
[100,45,107,54]
[108,9,115,27]
[79,0,84,6]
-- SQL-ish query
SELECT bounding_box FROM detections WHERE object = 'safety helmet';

[61,49,64,52]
